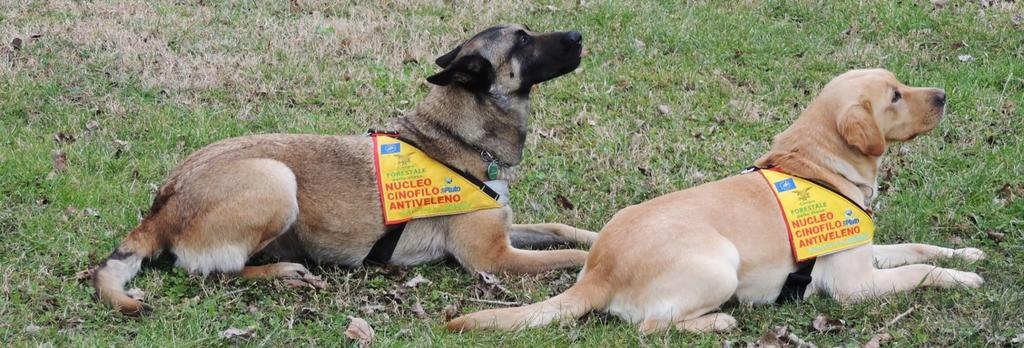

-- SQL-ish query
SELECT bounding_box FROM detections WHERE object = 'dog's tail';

[92,220,163,316]
[446,272,613,332]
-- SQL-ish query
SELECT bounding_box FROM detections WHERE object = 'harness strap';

[775,258,815,303]
[747,165,824,303]
[363,222,408,266]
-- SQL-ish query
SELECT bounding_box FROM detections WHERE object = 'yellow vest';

[372,134,503,225]
[755,168,874,261]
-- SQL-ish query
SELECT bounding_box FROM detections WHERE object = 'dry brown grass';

[2,0,534,101]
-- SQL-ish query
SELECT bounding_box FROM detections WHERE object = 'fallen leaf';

[811,315,846,333]
[85,120,100,131]
[756,328,785,348]
[404,274,431,288]
[83,207,100,218]
[11,37,22,50]
[958,54,974,62]
[113,139,130,156]
[478,271,500,285]
[759,326,816,348]
[52,150,68,172]
[475,272,513,300]
[441,304,460,321]
[57,317,84,331]
[656,104,671,115]
[411,300,427,318]
[219,326,256,340]
[555,194,575,210]
[74,268,95,280]
[862,332,892,348]
[637,166,651,177]
[987,229,1005,243]
[380,265,409,279]
[53,132,75,144]
[1010,333,1024,344]
[929,0,946,9]
[344,316,374,347]
[62,206,79,221]
[361,304,385,315]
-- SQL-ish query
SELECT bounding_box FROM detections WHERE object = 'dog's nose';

[933,90,946,107]
[563,31,583,46]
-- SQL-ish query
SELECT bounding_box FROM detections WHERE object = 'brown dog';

[448,69,985,333]
[92,24,600,315]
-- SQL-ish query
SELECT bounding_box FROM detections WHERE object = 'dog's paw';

[276,263,326,289]
[709,313,738,332]
[954,247,985,263]
[952,271,984,288]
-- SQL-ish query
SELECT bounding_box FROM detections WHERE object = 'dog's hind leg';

[872,243,984,268]
[632,232,740,334]
[446,209,588,274]
[170,159,305,278]
[94,158,304,314]
[509,223,599,249]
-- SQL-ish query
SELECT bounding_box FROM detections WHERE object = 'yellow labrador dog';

[448,69,985,333]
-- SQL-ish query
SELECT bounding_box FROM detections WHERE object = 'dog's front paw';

[952,271,984,288]
[954,247,985,263]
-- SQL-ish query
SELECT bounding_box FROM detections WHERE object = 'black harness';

[743,166,872,303]
[361,129,501,266]
[776,258,816,303]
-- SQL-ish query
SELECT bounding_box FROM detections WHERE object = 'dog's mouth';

[554,50,583,77]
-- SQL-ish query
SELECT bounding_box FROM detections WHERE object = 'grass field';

[2,0,1022,346]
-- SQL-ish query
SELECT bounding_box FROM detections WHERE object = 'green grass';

[2,0,1022,346]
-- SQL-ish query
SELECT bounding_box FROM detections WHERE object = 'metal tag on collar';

[481,151,500,180]
[486,161,500,180]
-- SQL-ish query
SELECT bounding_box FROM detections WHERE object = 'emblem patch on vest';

[756,168,874,261]
[372,134,502,225]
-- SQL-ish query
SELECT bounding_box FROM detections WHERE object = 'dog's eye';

[892,90,902,103]
[517,31,531,45]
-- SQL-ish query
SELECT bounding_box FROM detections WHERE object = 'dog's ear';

[434,45,462,68]
[426,54,495,91]
[837,102,886,156]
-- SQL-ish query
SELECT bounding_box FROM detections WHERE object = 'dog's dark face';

[427,24,583,96]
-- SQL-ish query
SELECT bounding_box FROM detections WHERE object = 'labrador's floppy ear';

[434,45,462,68]
[426,54,494,92]
[837,102,886,156]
